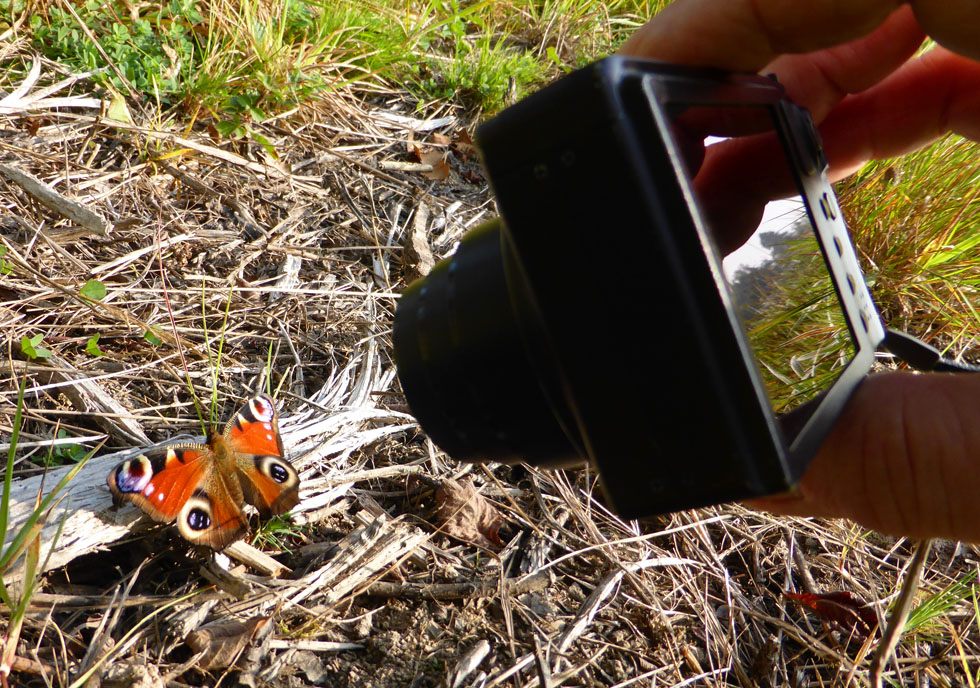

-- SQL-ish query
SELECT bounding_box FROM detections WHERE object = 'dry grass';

[2,42,980,688]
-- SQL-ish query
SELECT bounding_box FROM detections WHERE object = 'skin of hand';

[619,1,980,542]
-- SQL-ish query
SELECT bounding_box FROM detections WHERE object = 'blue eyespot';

[116,457,152,493]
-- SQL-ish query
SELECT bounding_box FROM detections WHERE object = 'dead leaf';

[409,143,450,181]
[431,132,451,146]
[161,44,181,81]
[461,167,483,184]
[185,615,271,669]
[22,117,49,136]
[418,150,449,181]
[435,479,508,550]
[784,591,878,637]
[454,129,476,158]
[106,89,134,125]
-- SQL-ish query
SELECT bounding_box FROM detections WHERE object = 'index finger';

[619,0,905,70]
[619,0,980,70]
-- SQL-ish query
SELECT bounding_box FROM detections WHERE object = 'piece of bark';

[361,571,549,600]
[36,353,150,446]
[0,163,109,235]
[223,541,291,578]
[286,513,427,609]
[402,202,435,281]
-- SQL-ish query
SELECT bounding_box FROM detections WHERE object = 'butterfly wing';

[107,442,250,550]
[224,395,300,518]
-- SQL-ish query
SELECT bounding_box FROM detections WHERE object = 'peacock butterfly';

[107,395,300,550]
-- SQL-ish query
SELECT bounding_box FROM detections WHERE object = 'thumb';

[748,371,980,541]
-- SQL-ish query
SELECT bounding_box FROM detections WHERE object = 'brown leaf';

[784,591,878,637]
[185,615,271,669]
[418,149,443,167]
[461,167,483,184]
[435,479,508,550]
[453,129,476,158]
[409,144,450,181]
[421,155,449,181]
[22,117,49,136]
[431,132,451,146]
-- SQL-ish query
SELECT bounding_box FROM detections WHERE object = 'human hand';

[620,1,980,542]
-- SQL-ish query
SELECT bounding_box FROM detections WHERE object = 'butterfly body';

[107,395,300,550]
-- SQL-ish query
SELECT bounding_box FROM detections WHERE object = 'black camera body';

[393,58,885,518]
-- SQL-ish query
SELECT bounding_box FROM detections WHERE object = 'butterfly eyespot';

[250,397,274,420]
[255,456,297,490]
[186,507,211,531]
[114,456,153,493]
[269,463,289,483]
[179,493,215,539]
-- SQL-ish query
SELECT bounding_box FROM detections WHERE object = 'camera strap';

[882,329,980,374]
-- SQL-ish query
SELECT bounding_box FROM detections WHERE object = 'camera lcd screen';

[663,103,858,441]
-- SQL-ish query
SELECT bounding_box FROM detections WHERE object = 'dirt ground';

[2,48,980,688]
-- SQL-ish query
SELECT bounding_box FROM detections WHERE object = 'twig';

[869,538,933,688]
[360,571,548,600]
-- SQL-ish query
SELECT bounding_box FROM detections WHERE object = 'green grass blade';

[0,444,97,575]
[0,379,26,552]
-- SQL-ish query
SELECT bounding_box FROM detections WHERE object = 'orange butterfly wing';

[224,395,300,517]
[107,444,208,521]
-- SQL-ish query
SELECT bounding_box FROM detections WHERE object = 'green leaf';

[214,119,242,137]
[106,92,134,124]
[79,279,106,301]
[85,333,105,357]
[0,245,10,275]
[21,334,51,360]
[144,329,163,346]
[250,131,278,159]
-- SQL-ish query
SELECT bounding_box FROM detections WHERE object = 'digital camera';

[393,57,951,518]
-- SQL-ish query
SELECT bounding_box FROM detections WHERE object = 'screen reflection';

[668,104,856,427]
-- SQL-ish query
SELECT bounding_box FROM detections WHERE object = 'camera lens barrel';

[393,218,582,468]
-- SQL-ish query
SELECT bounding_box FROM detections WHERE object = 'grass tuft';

[5,0,662,115]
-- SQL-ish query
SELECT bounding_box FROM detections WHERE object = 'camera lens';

[393,218,583,467]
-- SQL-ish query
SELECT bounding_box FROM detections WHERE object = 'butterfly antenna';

[154,228,206,431]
